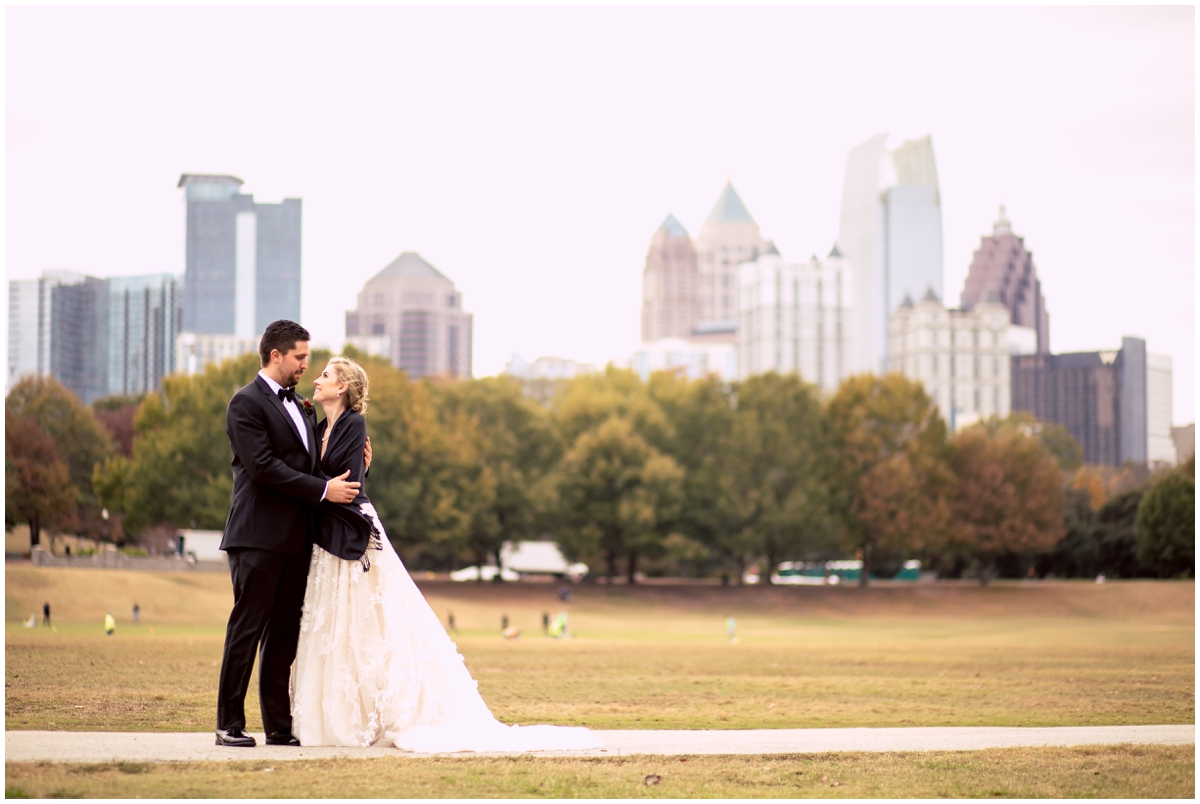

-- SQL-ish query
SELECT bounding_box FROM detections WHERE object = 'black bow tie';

[277,387,297,404]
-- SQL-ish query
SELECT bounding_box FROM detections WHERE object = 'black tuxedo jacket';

[314,410,374,561]
[221,375,326,554]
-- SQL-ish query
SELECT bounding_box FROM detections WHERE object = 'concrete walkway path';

[5,725,1193,762]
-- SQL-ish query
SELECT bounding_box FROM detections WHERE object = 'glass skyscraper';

[179,174,301,338]
[838,134,944,375]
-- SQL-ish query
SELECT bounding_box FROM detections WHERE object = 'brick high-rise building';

[640,215,700,342]
[960,207,1050,354]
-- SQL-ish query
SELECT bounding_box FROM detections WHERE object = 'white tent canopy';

[500,541,587,579]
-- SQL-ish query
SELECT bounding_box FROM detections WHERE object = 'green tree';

[94,353,263,534]
[554,416,683,583]
[432,376,561,577]
[553,367,673,453]
[5,408,77,546]
[949,423,1066,585]
[644,373,736,574]
[719,373,839,583]
[1135,470,1195,578]
[827,373,954,586]
[6,376,115,538]
[339,356,478,567]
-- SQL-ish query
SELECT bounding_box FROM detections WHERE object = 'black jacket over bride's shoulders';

[315,409,374,561]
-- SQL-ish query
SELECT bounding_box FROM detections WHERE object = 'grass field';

[6,565,1194,734]
[4,745,1196,798]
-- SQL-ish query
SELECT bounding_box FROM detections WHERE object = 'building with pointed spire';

[888,287,1029,430]
[838,134,945,375]
[344,252,473,379]
[695,179,773,333]
[640,214,700,342]
[737,245,854,392]
[960,206,1051,354]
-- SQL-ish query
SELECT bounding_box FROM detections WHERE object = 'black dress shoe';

[265,729,301,746]
[215,727,256,747]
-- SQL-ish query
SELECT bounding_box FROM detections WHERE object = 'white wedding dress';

[290,503,602,752]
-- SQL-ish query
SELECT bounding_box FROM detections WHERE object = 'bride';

[290,356,601,753]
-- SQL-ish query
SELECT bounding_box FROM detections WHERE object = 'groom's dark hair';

[259,320,311,366]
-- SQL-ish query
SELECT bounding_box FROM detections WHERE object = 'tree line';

[6,348,1194,584]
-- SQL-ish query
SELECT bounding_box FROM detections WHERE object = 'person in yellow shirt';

[104,612,115,636]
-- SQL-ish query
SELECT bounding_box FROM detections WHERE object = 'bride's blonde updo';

[328,356,370,414]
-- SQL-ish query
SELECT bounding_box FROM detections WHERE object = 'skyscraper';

[695,180,773,332]
[104,274,183,397]
[640,215,700,342]
[1011,336,1170,466]
[7,270,182,403]
[738,247,853,393]
[178,174,301,338]
[7,270,86,391]
[960,207,1050,354]
[344,252,473,379]
[838,134,944,374]
[888,288,1017,430]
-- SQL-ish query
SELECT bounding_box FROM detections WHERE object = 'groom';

[215,320,365,748]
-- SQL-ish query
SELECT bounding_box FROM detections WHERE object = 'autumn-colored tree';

[92,394,145,456]
[554,416,683,583]
[5,408,77,546]
[827,373,954,586]
[1070,465,1109,511]
[6,375,115,538]
[949,423,1065,585]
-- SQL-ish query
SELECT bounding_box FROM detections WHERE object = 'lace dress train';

[290,503,601,752]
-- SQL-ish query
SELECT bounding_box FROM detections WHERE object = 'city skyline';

[5,6,1193,423]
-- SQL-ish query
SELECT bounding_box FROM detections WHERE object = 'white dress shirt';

[259,370,328,501]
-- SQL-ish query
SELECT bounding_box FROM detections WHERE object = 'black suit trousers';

[216,545,311,733]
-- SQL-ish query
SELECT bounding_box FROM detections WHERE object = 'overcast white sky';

[5,6,1195,424]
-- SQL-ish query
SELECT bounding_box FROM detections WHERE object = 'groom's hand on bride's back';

[326,471,361,504]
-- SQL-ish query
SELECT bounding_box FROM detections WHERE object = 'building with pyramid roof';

[695,180,774,335]
[641,214,701,342]
[345,251,473,379]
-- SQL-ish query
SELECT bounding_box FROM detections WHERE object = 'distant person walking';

[133,603,141,624]
[542,612,550,633]
[726,617,737,644]
[104,612,116,636]
[447,612,457,632]
[42,602,50,628]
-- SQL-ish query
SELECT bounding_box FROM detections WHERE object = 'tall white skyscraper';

[838,134,944,375]
[737,248,854,393]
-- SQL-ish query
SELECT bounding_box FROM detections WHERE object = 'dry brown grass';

[5,566,1194,733]
[5,745,1195,798]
